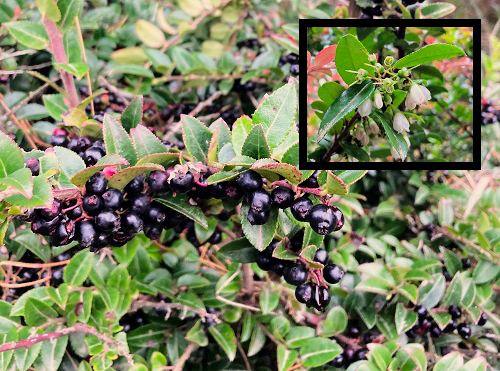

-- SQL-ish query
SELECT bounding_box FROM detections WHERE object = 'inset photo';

[300,20,480,168]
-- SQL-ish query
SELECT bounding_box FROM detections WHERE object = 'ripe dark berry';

[283,264,308,286]
[31,216,60,235]
[461,258,472,269]
[256,253,273,271]
[86,172,107,195]
[270,187,294,209]
[290,197,313,222]
[77,220,97,248]
[414,305,427,319]
[444,319,458,333]
[314,249,328,265]
[207,228,222,244]
[457,323,471,339]
[388,14,401,19]
[144,203,166,226]
[289,64,299,75]
[102,188,123,209]
[289,228,304,252]
[121,212,143,233]
[353,349,368,361]
[129,195,151,215]
[299,171,319,188]
[247,209,270,225]
[96,210,120,233]
[26,158,40,176]
[50,135,69,147]
[323,264,344,284]
[170,172,194,193]
[125,175,145,196]
[225,181,244,200]
[95,233,111,248]
[363,332,375,344]
[295,283,313,304]
[40,199,62,221]
[83,146,105,166]
[270,259,287,276]
[237,170,262,194]
[345,325,360,338]
[82,194,104,216]
[249,188,272,212]
[309,204,337,235]
[52,219,75,245]
[212,182,227,199]
[66,205,82,220]
[111,230,134,247]
[477,313,487,326]
[311,284,330,312]
[147,171,170,194]
[330,355,344,368]
[448,305,462,320]
[217,210,231,221]
[330,206,344,231]
[442,267,452,281]
[430,324,442,337]
[144,224,162,240]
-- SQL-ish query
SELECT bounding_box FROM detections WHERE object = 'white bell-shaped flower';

[420,85,431,103]
[368,121,380,135]
[409,84,425,105]
[356,128,369,146]
[390,146,401,160]
[405,94,417,110]
[393,112,410,134]
[373,90,383,109]
[403,135,411,148]
[358,98,372,117]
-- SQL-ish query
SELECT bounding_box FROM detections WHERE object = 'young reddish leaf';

[314,45,337,68]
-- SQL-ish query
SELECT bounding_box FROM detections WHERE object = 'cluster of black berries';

[330,325,371,368]
[256,237,344,312]
[426,170,448,184]
[279,53,299,76]
[406,304,487,340]
[481,99,500,126]
[49,128,106,166]
[359,0,424,19]
[79,86,125,122]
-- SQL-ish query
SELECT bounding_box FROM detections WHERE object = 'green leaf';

[57,0,80,31]
[63,250,94,286]
[24,298,58,326]
[14,327,43,371]
[418,274,446,308]
[110,64,154,78]
[40,329,68,370]
[300,337,342,367]
[355,277,393,295]
[394,43,465,69]
[182,115,212,163]
[43,94,68,121]
[319,306,348,337]
[103,114,137,165]
[53,63,88,80]
[70,154,128,186]
[252,81,297,148]
[5,21,49,49]
[47,283,69,310]
[260,285,280,314]
[286,326,315,348]
[135,19,165,48]
[372,112,408,160]
[217,238,258,263]
[5,175,53,208]
[433,351,464,371]
[36,0,61,21]
[367,344,392,371]
[9,287,50,316]
[0,329,18,370]
[155,194,208,228]
[0,168,33,199]
[251,159,302,185]
[421,2,456,18]
[241,204,278,251]
[208,323,236,362]
[248,325,266,357]
[130,125,166,158]
[171,46,195,74]
[241,124,271,160]
[107,164,164,190]
[472,260,500,284]
[186,320,209,346]
[121,96,143,131]
[324,171,348,195]
[318,82,346,106]
[0,130,25,177]
[277,345,298,371]
[335,34,375,85]
[317,80,375,142]
[135,152,181,167]
[395,303,418,334]
[231,116,252,156]
[54,146,86,179]
[331,170,368,187]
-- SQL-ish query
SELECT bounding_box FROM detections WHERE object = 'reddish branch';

[0,323,134,366]
[320,113,360,162]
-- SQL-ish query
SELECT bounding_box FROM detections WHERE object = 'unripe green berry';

[384,56,394,67]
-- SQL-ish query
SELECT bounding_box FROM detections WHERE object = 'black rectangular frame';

[299,18,481,170]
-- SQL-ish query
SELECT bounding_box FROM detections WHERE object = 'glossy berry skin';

[295,283,313,304]
[237,170,262,194]
[50,135,69,147]
[144,203,166,226]
[290,197,313,222]
[121,212,143,234]
[283,264,308,286]
[125,175,145,196]
[345,326,360,338]
[96,210,120,233]
[144,224,162,240]
[323,264,344,284]
[52,219,75,245]
[256,253,273,271]
[299,171,319,188]
[111,230,134,247]
[270,187,294,209]
[414,305,427,319]
[225,182,244,200]
[330,355,344,368]
[130,195,151,215]
[86,172,107,195]
[77,220,97,249]
[430,324,442,337]
[82,194,104,216]
[212,183,227,199]
[31,216,60,236]
[247,209,270,225]
[147,171,169,194]
[249,188,272,212]
[26,158,40,176]
[363,332,375,344]
[353,349,368,361]
[448,305,462,320]
[95,233,111,248]
[170,172,195,193]
[289,64,299,75]
[311,285,330,312]
[67,205,82,220]
[102,188,123,209]
[444,319,458,333]
[477,313,487,326]
[289,228,304,252]
[83,146,105,166]
[207,229,222,244]
[314,249,329,265]
[309,204,337,235]
[461,258,472,269]
[271,260,287,276]
[330,206,344,231]
[40,199,62,221]
[457,323,471,339]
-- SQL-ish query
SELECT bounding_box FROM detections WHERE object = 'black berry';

[130,195,151,215]
[461,258,472,269]
[249,188,272,212]
[225,181,244,200]
[66,205,82,220]
[40,199,62,221]
[96,210,120,233]
[102,188,123,209]
[309,204,337,235]
[457,323,471,339]
[330,206,344,231]
[170,172,195,193]
[31,216,60,235]
[144,224,162,240]
[289,228,304,252]
[323,264,344,284]
[50,135,69,147]
[247,209,270,225]
[237,170,262,194]
[330,355,344,368]
[83,146,105,166]
[125,175,145,196]
[77,220,97,249]
[82,194,104,216]
[448,305,462,320]
[121,212,143,233]
[295,283,313,304]
[414,305,427,319]
[314,249,328,265]
[26,158,40,176]
[271,187,294,209]
[477,313,487,326]
[207,228,222,244]
[353,349,368,361]
[290,197,313,222]
[283,264,308,286]
[299,171,319,188]
[144,203,166,226]
[311,284,330,312]
[430,324,442,337]
[147,171,169,194]
[444,319,458,333]
[86,172,107,195]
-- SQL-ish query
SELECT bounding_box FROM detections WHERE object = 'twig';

[0,323,134,367]
[217,224,237,240]
[0,260,70,268]
[320,113,360,162]
[189,91,223,117]
[0,49,36,61]
[247,92,259,108]
[169,343,196,371]
[74,16,94,116]
[153,74,268,85]
[97,76,131,104]
[236,338,251,371]
[0,95,38,149]
[242,264,254,297]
